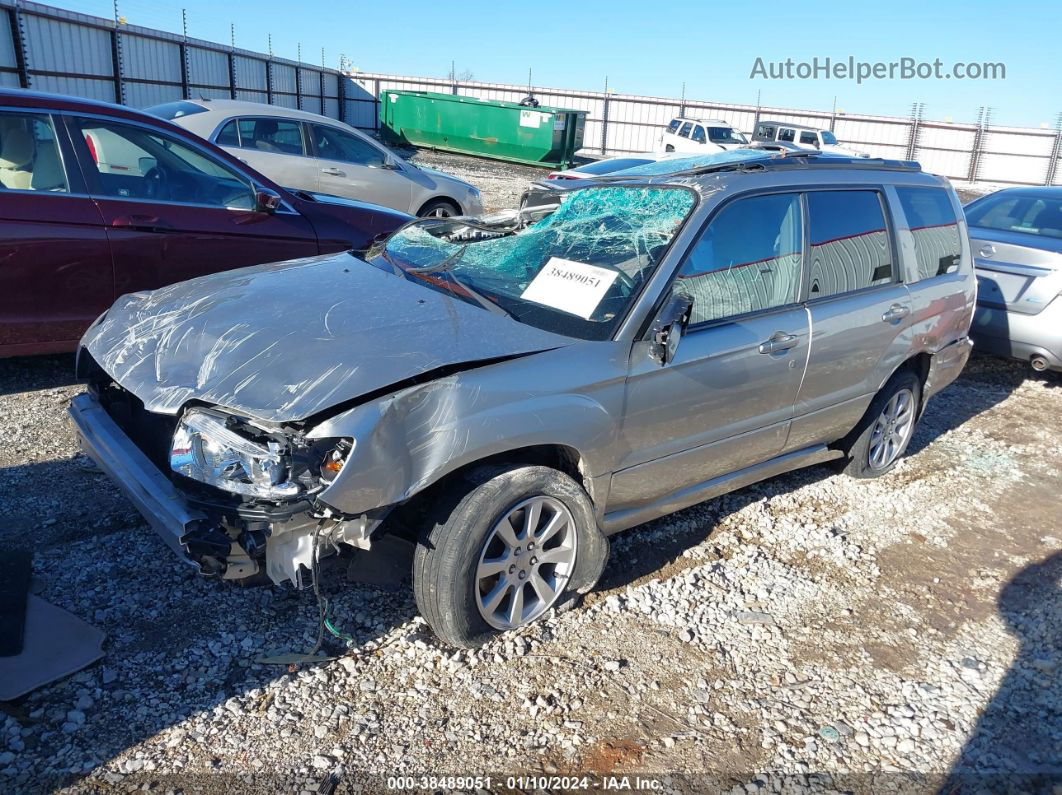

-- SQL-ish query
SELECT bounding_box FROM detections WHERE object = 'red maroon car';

[0,88,410,357]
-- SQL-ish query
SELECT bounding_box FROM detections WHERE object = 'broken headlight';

[170,409,301,500]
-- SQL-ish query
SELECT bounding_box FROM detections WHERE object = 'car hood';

[81,253,572,423]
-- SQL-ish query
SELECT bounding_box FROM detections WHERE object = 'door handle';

[110,215,175,233]
[322,167,347,177]
[758,332,800,354]
[881,303,910,323]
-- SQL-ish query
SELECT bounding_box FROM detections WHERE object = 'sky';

[74,0,1061,128]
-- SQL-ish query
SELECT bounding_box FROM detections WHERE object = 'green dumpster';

[380,90,587,169]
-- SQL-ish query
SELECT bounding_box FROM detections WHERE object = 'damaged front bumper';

[69,392,379,586]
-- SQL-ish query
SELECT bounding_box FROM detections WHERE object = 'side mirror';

[255,187,283,213]
[649,293,693,366]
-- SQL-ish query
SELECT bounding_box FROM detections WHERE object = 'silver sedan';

[965,187,1062,373]
[150,99,483,218]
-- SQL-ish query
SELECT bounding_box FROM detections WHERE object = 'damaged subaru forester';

[71,150,976,647]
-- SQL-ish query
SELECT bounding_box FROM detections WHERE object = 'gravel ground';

[0,154,1059,793]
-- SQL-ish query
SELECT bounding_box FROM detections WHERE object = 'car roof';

[0,86,161,122]
[757,120,826,131]
[976,186,1062,200]
[672,117,732,126]
[179,98,347,126]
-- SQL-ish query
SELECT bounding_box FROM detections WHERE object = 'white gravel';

[0,155,1060,793]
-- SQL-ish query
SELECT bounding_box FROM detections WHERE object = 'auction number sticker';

[521,257,619,319]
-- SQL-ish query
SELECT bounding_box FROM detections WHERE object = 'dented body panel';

[71,152,976,590]
[80,252,573,423]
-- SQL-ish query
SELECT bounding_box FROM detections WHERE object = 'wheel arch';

[415,195,462,217]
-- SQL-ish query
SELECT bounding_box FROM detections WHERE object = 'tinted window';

[757,124,776,139]
[0,112,68,192]
[778,128,795,142]
[674,193,803,325]
[678,122,693,138]
[237,118,306,155]
[799,131,819,146]
[707,127,747,144]
[311,125,386,166]
[74,118,254,209]
[821,130,838,145]
[691,125,706,144]
[807,190,892,298]
[667,119,681,133]
[965,192,1062,240]
[147,101,209,121]
[215,120,239,147]
[897,187,963,279]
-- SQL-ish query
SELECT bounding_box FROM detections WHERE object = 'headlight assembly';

[170,409,301,499]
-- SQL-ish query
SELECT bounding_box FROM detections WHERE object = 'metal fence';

[2,0,1060,187]
[351,74,1062,187]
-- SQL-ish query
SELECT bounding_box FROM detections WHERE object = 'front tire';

[417,198,461,218]
[412,465,594,647]
[840,370,921,478]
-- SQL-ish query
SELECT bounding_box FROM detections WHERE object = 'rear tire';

[417,198,461,218]
[412,464,595,648]
[665,145,675,153]
[840,370,921,479]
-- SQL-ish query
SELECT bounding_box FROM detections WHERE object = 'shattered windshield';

[375,185,697,341]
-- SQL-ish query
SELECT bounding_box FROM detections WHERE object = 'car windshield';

[820,130,838,145]
[146,101,209,120]
[375,185,697,341]
[966,194,1062,239]
[707,127,748,144]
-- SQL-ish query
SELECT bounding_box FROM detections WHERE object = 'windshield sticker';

[520,257,619,319]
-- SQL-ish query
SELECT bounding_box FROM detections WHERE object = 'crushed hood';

[82,252,572,423]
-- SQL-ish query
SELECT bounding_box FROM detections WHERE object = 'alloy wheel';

[474,496,577,630]
[868,388,915,470]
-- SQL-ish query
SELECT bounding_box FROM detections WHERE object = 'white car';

[149,99,483,217]
[751,120,869,158]
[658,117,749,154]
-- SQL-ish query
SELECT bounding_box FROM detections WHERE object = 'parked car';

[150,99,484,218]
[658,116,749,153]
[520,152,682,216]
[963,186,1062,372]
[752,120,869,158]
[0,88,409,358]
[71,150,974,647]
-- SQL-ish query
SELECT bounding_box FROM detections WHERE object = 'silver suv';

[71,150,975,647]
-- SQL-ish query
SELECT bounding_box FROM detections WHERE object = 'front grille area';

[96,382,178,473]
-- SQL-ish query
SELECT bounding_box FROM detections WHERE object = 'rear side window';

[778,128,795,143]
[807,190,893,298]
[667,119,681,133]
[674,193,803,325]
[757,124,776,139]
[215,120,239,147]
[678,122,693,138]
[0,112,68,192]
[236,118,306,156]
[896,187,962,280]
